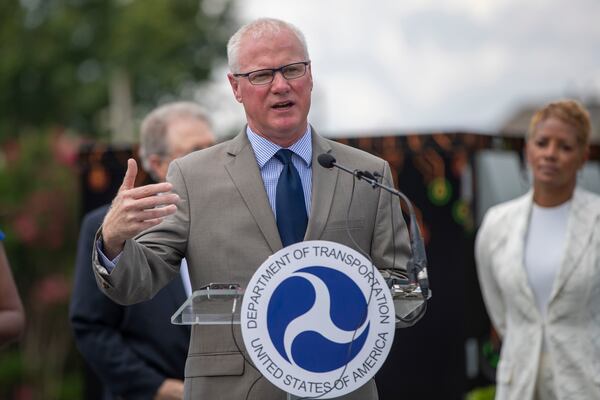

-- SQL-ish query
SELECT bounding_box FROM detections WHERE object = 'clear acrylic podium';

[171,282,430,399]
[171,283,429,327]
[171,283,244,326]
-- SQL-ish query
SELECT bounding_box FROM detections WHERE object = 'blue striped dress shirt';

[246,126,313,218]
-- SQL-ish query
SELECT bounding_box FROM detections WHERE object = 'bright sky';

[196,0,600,138]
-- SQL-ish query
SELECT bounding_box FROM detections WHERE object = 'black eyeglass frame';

[232,61,311,85]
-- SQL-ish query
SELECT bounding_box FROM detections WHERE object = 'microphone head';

[317,153,336,169]
[360,170,376,180]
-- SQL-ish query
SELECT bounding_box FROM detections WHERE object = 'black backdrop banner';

[338,133,489,399]
[78,133,599,399]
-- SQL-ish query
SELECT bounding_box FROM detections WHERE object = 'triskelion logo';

[241,241,395,398]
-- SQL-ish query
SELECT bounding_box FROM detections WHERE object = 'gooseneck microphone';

[317,153,336,168]
[317,153,429,300]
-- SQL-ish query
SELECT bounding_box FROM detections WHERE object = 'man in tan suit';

[93,18,413,399]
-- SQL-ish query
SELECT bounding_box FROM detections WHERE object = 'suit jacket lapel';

[305,130,337,241]
[549,189,597,305]
[224,130,282,252]
[508,192,539,308]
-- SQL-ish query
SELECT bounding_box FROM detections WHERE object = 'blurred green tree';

[0,0,236,141]
[0,130,83,399]
[0,1,236,397]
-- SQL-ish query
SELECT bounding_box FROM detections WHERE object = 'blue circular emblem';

[267,266,370,372]
[241,241,395,399]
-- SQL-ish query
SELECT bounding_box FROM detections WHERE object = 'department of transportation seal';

[241,240,395,398]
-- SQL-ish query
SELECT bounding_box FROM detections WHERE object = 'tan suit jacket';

[93,129,411,400]
[475,188,600,400]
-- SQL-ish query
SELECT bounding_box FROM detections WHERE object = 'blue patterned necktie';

[274,149,308,246]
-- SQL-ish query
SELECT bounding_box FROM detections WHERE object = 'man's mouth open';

[272,101,294,111]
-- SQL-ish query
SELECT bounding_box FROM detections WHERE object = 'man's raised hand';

[101,159,179,259]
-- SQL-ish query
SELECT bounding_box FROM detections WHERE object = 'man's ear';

[227,73,243,103]
[146,154,164,181]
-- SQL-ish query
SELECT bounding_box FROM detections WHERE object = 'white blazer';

[475,188,600,400]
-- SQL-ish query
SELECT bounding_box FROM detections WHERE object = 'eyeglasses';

[233,61,311,85]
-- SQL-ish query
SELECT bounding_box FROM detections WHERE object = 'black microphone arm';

[317,153,429,299]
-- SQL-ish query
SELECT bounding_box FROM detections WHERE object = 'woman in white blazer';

[476,99,600,400]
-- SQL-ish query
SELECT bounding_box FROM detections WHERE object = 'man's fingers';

[128,182,174,200]
[137,204,178,221]
[120,158,138,191]
[101,202,177,250]
[136,211,178,231]
[131,193,180,211]
[138,218,168,231]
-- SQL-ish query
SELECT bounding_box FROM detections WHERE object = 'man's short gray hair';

[139,101,211,172]
[227,18,309,73]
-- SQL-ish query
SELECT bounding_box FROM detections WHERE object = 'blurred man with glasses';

[92,18,413,400]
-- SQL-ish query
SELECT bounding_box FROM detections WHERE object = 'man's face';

[153,117,216,182]
[228,28,313,147]
[167,118,215,160]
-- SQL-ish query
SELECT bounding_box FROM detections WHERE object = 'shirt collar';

[246,125,313,169]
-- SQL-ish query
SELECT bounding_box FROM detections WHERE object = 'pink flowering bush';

[0,130,82,399]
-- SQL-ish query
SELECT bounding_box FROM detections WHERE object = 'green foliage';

[466,385,496,400]
[0,0,235,138]
[0,131,79,283]
[0,4,236,395]
[0,348,23,390]
[0,131,82,399]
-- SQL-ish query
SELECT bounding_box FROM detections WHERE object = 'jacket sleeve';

[69,208,165,400]
[475,209,507,337]
[370,161,421,328]
[371,161,411,274]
